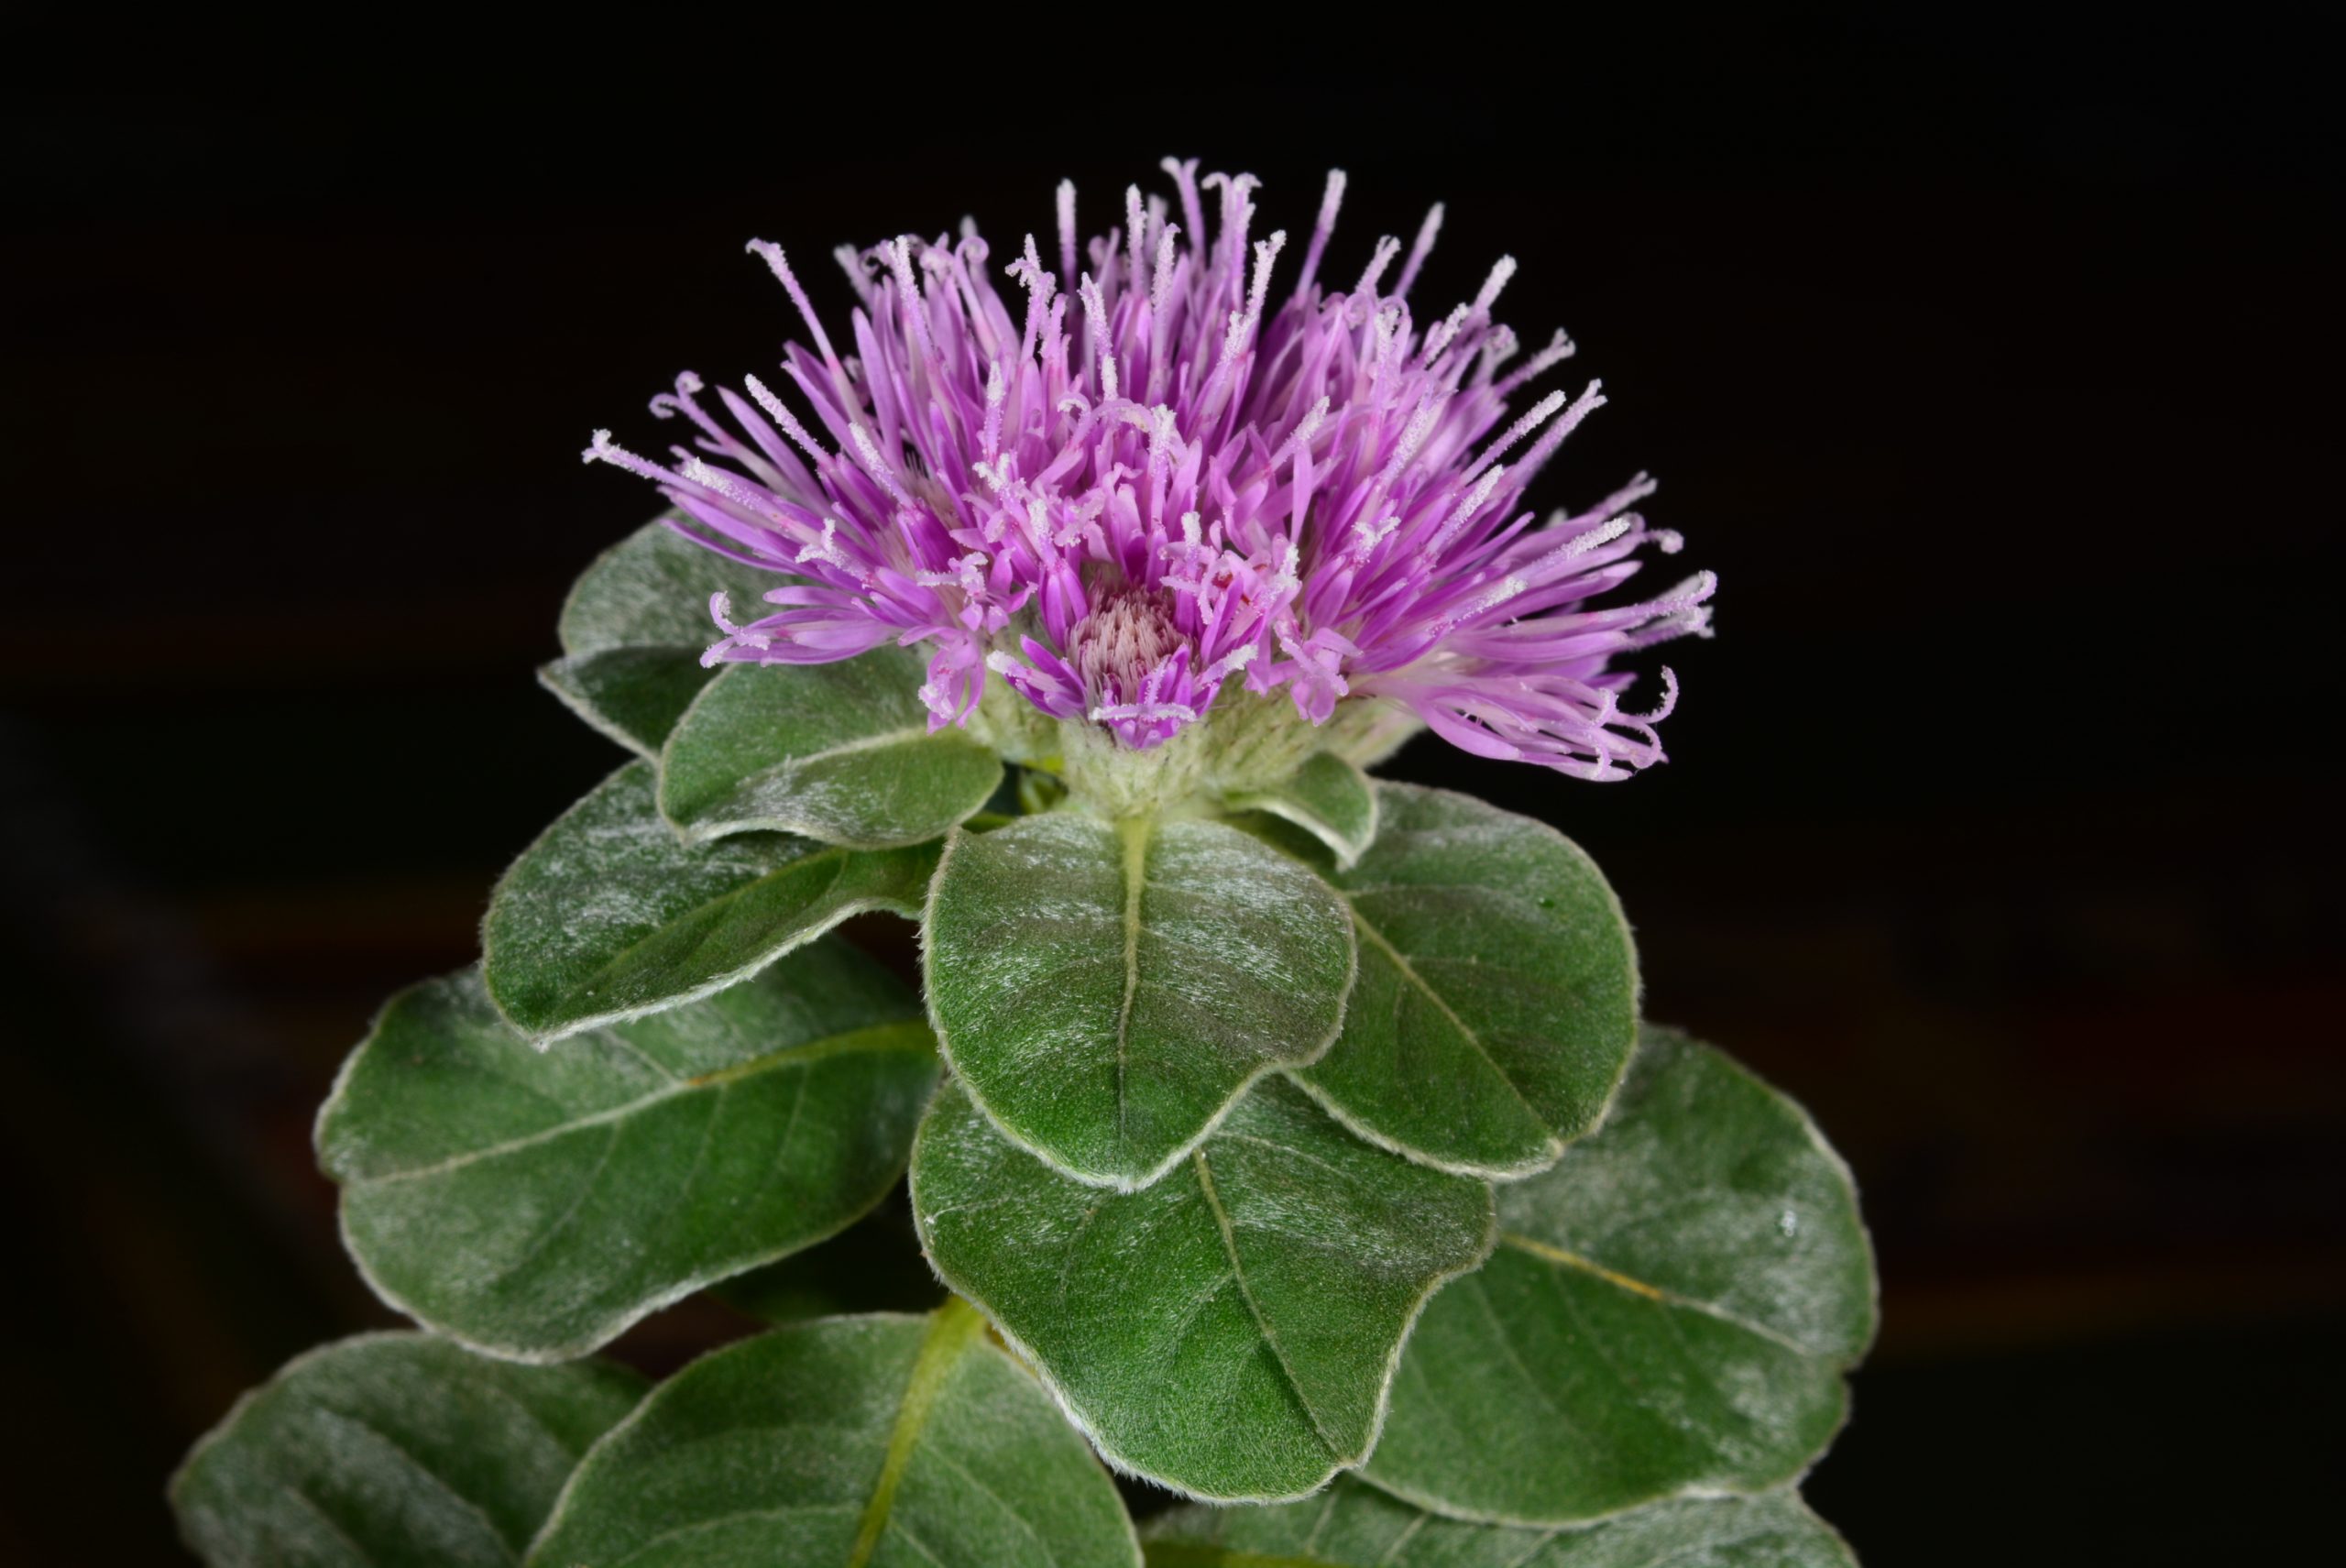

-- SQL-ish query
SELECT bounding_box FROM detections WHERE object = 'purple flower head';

[586,162,1712,780]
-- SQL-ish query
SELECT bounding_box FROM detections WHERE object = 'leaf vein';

[1500,1233,1813,1355]
[1113,816,1152,1150]
[1347,905,1545,1126]
[924,1446,1061,1568]
[1192,1150,1345,1457]
[314,1408,515,1560]
[348,1022,926,1188]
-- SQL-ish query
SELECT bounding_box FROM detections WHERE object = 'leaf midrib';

[1192,1150,1346,1457]
[275,1478,386,1567]
[1343,903,1548,1131]
[311,1405,518,1561]
[545,840,859,1019]
[1498,1233,1814,1356]
[1113,814,1153,1147]
[847,1299,985,1568]
[345,1020,931,1189]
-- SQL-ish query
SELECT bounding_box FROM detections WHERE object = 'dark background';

[3,11,2337,1563]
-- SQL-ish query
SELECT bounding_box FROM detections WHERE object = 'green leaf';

[1363,1027,1878,1526]
[1218,753,1380,870]
[1143,1477,1857,1567]
[559,514,779,651]
[542,651,722,762]
[660,652,1003,850]
[924,813,1356,1189]
[529,1304,1140,1568]
[1291,784,1639,1179]
[541,514,784,755]
[912,1075,1494,1502]
[170,1332,644,1568]
[715,1190,946,1327]
[319,938,938,1360]
[483,760,936,1043]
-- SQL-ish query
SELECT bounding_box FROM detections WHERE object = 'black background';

[3,10,2338,1563]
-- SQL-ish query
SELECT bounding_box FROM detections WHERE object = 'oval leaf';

[483,760,936,1043]
[529,1305,1140,1568]
[913,1075,1493,1502]
[1364,1027,1878,1526]
[1292,783,1639,1179]
[661,652,1003,849]
[542,514,784,755]
[1218,752,1380,870]
[925,813,1356,1189]
[319,938,938,1360]
[1144,1477,1857,1567]
[171,1332,644,1568]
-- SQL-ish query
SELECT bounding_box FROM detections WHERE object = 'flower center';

[1071,585,1184,706]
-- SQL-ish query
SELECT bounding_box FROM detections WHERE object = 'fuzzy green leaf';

[1364,1027,1878,1526]
[660,652,1002,850]
[319,938,937,1360]
[1291,783,1639,1179]
[171,1332,644,1568]
[541,650,719,761]
[913,1075,1494,1502]
[924,812,1355,1189]
[529,1306,1140,1568]
[1218,753,1380,870]
[1143,1477,1858,1567]
[483,760,935,1043]
[714,1194,946,1327]
[541,514,783,755]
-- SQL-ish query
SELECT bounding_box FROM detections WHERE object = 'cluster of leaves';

[174,520,1877,1565]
